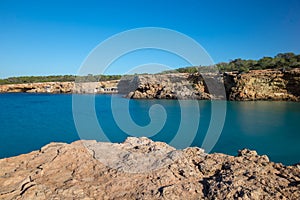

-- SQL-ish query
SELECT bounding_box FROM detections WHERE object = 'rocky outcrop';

[117,73,225,100]
[0,82,75,93]
[1,68,300,100]
[0,137,299,199]
[226,68,300,101]
[118,68,300,101]
[0,80,119,94]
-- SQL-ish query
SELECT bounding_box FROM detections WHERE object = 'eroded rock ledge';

[118,68,300,101]
[0,137,299,199]
[0,80,119,94]
[1,68,300,101]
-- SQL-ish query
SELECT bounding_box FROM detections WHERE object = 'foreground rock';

[0,138,299,199]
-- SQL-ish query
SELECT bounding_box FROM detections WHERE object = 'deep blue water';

[0,93,299,165]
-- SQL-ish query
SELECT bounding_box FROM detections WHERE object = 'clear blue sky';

[0,0,300,78]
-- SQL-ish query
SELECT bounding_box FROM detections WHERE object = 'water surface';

[0,93,299,165]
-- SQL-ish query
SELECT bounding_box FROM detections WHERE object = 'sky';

[0,0,300,78]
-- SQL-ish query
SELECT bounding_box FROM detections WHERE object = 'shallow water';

[0,93,299,165]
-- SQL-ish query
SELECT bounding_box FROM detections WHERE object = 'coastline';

[1,68,299,101]
[0,80,119,94]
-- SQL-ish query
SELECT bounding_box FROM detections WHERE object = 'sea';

[0,93,299,165]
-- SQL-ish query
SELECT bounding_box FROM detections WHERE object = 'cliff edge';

[0,137,299,199]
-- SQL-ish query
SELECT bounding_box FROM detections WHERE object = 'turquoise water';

[0,93,299,165]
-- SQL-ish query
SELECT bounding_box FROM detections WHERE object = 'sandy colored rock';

[118,68,300,101]
[0,80,119,94]
[226,68,300,101]
[0,137,299,199]
[117,73,224,100]
[1,68,299,100]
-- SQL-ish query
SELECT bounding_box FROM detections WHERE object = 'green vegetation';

[217,52,300,73]
[0,74,121,85]
[159,66,199,74]
[161,52,300,74]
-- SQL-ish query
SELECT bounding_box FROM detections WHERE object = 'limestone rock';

[118,68,300,101]
[1,68,299,100]
[117,73,225,100]
[226,68,300,101]
[0,80,119,94]
[0,137,299,199]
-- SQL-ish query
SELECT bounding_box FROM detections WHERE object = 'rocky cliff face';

[0,82,75,93]
[117,73,225,100]
[0,80,119,94]
[1,68,300,100]
[226,68,300,101]
[118,68,300,101]
[0,138,299,199]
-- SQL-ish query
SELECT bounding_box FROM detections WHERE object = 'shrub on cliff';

[217,52,300,72]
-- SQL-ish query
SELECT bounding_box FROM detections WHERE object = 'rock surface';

[226,68,300,101]
[0,137,299,199]
[118,68,300,101]
[117,73,224,100]
[0,80,119,94]
[1,68,300,101]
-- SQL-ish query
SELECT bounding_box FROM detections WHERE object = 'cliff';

[117,68,300,101]
[0,137,299,199]
[0,80,119,94]
[1,68,300,101]
[226,68,300,101]
[118,73,214,100]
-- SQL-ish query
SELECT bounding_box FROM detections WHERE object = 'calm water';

[0,93,299,165]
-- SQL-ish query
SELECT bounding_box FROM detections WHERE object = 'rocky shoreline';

[0,80,119,94]
[1,68,300,101]
[0,137,299,199]
[118,68,300,101]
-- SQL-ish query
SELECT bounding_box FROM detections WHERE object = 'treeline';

[0,74,121,85]
[161,52,300,74]
[159,66,216,74]
[217,52,300,73]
